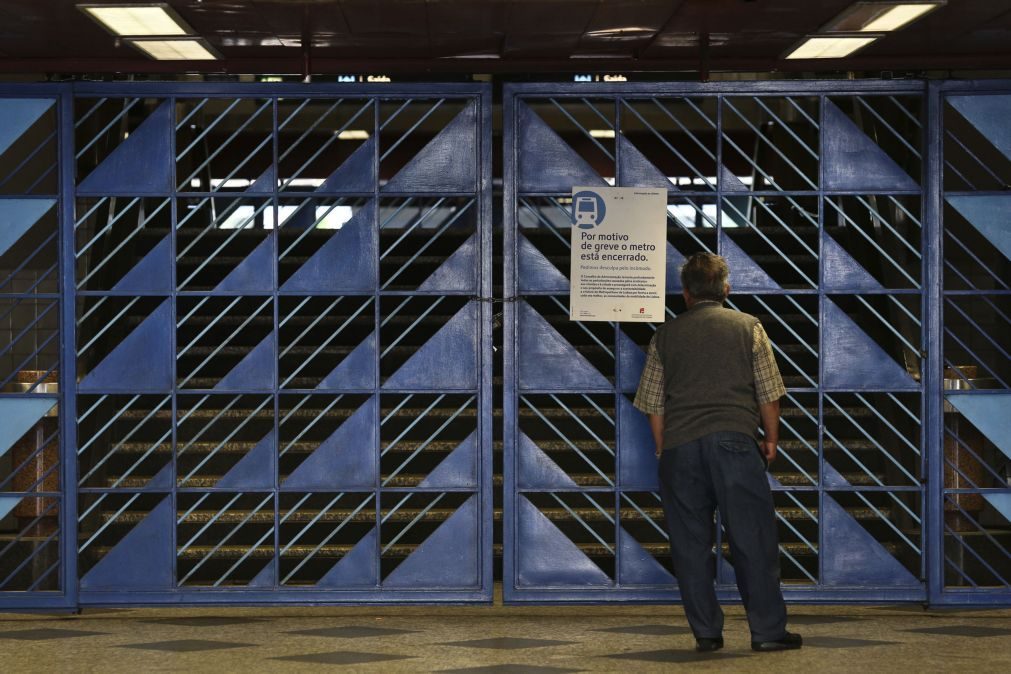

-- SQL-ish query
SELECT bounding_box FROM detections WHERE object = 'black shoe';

[751,631,802,652]
[695,637,724,652]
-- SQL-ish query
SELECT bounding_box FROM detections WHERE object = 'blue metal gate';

[0,79,1008,609]
[503,80,1011,605]
[0,82,493,607]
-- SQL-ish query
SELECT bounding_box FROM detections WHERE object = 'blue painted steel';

[822,99,920,192]
[517,431,580,490]
[0,199,56,257]
[78,299,173,392]
[617,134,674,190]
[384,101,477,193]
[501,80,994,607]
[383,302,478,389]
[214,333,277,391]
[945,195,1011,261]
[517,101,606,193]
[280,202,377,292]
[317,137,376,192]
[283,396,377,490]
[822,299,919,390]
[821,495,919,586]
[516,495,612,587]
[720,233,781,291]
[77,100,173,194]
[417,431,479,489]
[80,496,174,590]
[0,398,57,455]
[417,233,479,292]
[947,94,1011,160]
[945,394,1011,459]
[821,233,886,292]
[384,496,480,587]
[517,235,569,293]
[110,235,173,293]
[0,98,54,156]
[518,301,611,390]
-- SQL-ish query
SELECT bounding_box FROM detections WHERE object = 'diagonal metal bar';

[380,98,446,162]
[382,493,446,554]
[551,493,613,554]
[77,199,171,288]
[382,200,476,289]
[179,494,274,585]
[75,98,141,159]
[520,396,613,486]
[547,295,614,358]
[383,396,474,485]
[279,394,346,457]
[380,297,446,358]
[548,98,614,162]
[281,493,375,584]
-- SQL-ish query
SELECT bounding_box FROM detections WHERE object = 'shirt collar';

[688,300,724,311]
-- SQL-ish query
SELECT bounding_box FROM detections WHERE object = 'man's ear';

[682,289,691,304]
[724,282,731,298]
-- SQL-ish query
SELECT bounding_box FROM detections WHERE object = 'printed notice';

[569,186,667,322]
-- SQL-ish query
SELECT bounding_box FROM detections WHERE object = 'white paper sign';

[569,186,667,322]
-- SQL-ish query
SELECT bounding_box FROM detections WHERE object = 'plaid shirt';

[633,312,786,416]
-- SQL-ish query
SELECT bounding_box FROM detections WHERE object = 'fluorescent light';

[78,3,193,36]
[336,130,370,140]
[785,36,878,59]
[823,2,944,32]
[862,4,938,31]
[128,38,220,60]
[589,129,616,139]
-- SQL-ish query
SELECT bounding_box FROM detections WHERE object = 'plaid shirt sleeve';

[633,332,665,415]
[753,321,786,404]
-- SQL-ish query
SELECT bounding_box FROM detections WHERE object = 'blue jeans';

[657,430,787,642]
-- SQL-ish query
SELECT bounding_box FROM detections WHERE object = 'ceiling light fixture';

[823,1,945,33]
[784,35,879,59]
[127,37,220,60]
[78,3,194,36]
[589,129,616,139]
[336,130,370,140]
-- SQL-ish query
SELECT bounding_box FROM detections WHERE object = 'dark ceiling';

[1,0,1011,75]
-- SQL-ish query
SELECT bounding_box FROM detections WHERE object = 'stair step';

[100,504,884,526]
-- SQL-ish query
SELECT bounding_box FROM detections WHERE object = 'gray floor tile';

[786,615,865,625]
[142,617,264,627]
[440,665,583,673]
[904,625,1011,638]
[120,639,254,652]
[805,636,899,648]
[594,624,690,636]
[272,651,413,665]
[605,648,746,663]
[289,625,418,638]
[443,637,575,650]
[0,628,107,640]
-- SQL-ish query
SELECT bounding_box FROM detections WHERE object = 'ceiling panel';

[0,0,1006,72]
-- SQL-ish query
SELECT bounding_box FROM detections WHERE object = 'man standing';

[633,252,802,653]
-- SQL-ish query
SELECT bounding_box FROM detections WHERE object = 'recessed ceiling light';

[784,35,879,59]
[78,3,194,36]
[336,130,370,140]
[589,129,616,138]
[128,38,220,60]
[823,2,945,33]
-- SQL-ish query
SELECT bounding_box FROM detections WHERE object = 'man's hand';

[648,414,664,459]
[760,439,777,463]
[758,399,781,465]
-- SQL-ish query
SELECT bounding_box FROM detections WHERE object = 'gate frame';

[502,78,1011,607]
[0,81,494,609]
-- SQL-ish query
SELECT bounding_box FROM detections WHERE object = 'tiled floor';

[2,598,1010,672]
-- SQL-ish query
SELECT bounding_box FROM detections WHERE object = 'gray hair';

[680,252,729,301]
